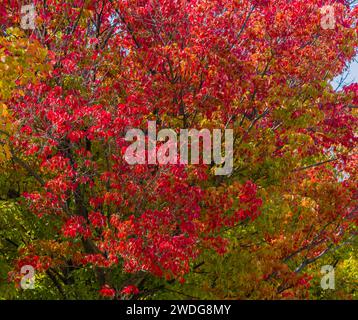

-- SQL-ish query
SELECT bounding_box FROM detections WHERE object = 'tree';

[0,0,357,299]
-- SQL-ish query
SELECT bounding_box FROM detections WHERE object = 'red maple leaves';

[2,0,356,299]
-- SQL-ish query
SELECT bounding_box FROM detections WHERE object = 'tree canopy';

[0,0,357,300]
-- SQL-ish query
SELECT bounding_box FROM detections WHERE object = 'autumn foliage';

[0,0,357,300]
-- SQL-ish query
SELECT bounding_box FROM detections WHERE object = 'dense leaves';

[0,0,357,299]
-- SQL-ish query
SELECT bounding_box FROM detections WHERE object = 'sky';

[332,1,358,90]
[333,58,358,90]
